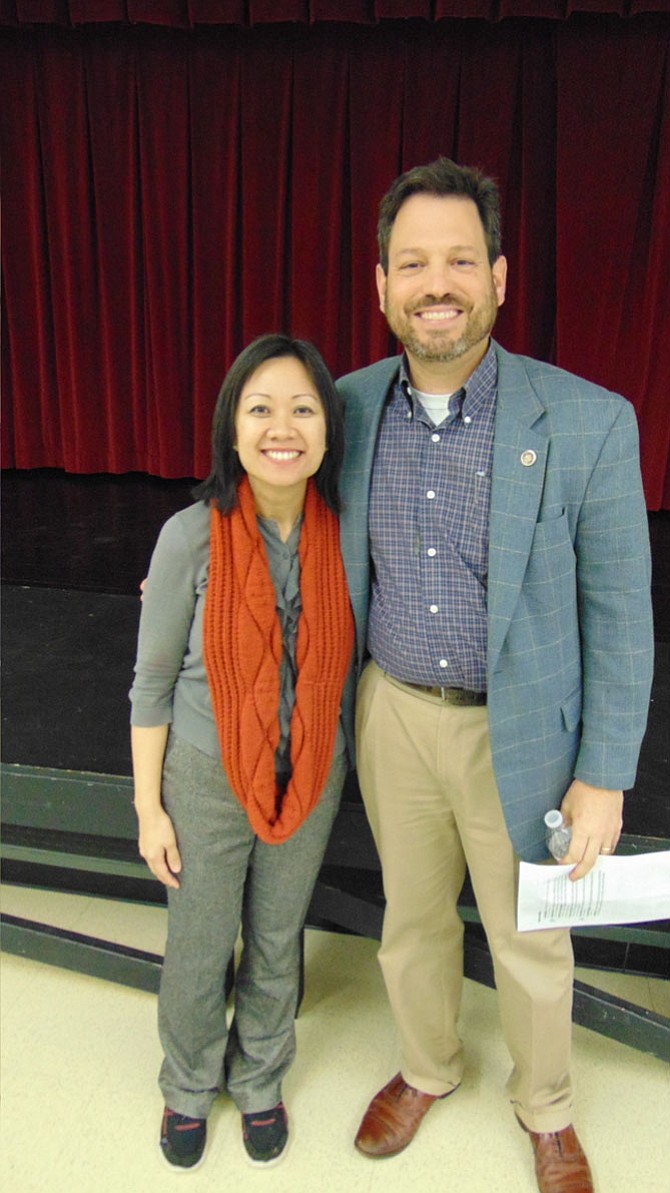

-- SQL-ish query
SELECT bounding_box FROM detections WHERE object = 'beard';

[384,282,500,364]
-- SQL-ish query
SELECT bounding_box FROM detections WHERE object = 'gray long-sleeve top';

[129,500,345,779]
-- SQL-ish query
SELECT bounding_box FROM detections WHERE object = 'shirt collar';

[397,340,498,421]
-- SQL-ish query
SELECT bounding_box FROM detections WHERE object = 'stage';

[2,469,669,1000]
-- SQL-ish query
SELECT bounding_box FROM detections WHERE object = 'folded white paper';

[517,851,670,932]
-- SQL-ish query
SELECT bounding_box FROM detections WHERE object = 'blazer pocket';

[532,510,571,548]
[560,686,582,732]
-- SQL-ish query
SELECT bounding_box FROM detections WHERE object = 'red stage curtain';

[2,2,670,25]
[1,16,669,506]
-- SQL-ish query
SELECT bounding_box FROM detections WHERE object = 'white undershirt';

[412,388,454,426]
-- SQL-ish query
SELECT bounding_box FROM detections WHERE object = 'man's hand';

[559,779,623,882]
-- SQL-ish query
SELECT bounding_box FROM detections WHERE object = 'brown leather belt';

[401,681,487,706]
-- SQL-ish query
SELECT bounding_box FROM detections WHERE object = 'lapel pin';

[520,450,537,467]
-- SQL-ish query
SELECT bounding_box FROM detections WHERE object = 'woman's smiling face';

[234,355,327,505]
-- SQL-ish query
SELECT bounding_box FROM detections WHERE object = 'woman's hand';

[137,806,182,889]
[131,725,180,887]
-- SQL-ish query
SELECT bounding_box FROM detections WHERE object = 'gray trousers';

[158,734,346,1119]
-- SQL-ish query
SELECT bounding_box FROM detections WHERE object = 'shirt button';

[431,433,440,443]
[426,490,436,500]
[429,604,439,613]
[427,548,437,557]
[463,415,472,425]
[439,659,448,668]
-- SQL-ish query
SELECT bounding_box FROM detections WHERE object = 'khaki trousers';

[356,661,575,1132]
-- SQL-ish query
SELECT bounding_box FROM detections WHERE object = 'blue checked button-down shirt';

[367,343,497,692]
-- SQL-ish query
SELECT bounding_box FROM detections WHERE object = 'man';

[336,158,653,1193]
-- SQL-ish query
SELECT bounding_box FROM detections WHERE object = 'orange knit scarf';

[203,476,354,844]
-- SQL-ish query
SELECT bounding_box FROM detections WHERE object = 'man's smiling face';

[376,192,506,379]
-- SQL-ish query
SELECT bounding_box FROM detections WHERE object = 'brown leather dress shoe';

[354,1072,455,1158]
[528,1125,594,1193]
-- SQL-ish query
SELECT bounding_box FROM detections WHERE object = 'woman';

[130,335,354,1171]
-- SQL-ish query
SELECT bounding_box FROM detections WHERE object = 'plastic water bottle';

[544,810,572,860]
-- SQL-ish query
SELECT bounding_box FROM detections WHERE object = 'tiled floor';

[1,884,669,1193]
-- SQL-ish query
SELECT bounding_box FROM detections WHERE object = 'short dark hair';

[193,334,344,515]
[377,157,502,272]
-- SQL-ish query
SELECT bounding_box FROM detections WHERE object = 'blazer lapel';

[487,345,548,677]
[339,357,400,669]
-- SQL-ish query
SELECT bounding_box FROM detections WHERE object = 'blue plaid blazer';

[336,342,654,860]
